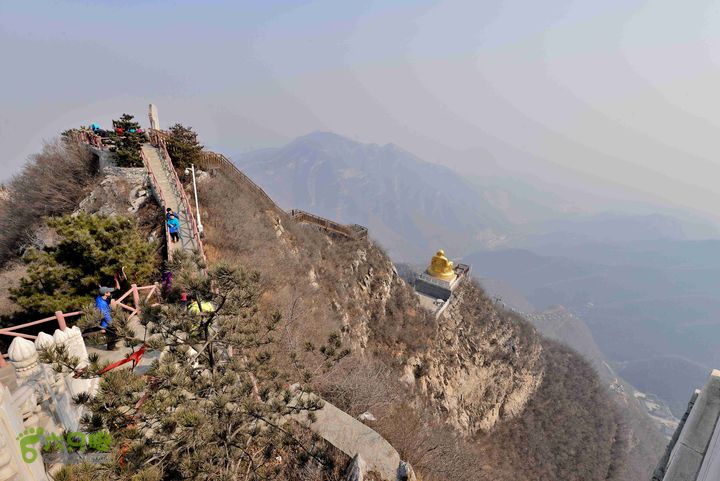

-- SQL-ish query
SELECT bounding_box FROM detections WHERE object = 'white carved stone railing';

[0,382,48,480]
[10,329,100,435]
[10,386,40,428]
[34,333,53,352]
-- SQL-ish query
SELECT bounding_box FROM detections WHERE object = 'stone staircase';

[141,143,199,257]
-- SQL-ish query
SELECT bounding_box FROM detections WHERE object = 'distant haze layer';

[3,1,720,226]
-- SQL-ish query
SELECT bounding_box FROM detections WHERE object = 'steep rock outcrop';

[75,167,149,216]
[402,281,544,435]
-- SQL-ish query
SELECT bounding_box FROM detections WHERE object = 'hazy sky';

[3,0,720,221]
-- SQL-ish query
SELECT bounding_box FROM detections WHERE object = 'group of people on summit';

[89,123,145,137]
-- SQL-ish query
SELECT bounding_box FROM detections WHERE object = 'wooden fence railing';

[288,210,368,240]
[196,150,280,209]
[0,284,159,367]
[148,130,369,242]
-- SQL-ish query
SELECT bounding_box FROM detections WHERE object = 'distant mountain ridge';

[233,131,512,260]
[233,132,715,263]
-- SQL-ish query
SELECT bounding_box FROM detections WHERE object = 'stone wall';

[658,369,720,481]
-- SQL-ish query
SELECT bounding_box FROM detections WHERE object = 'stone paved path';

[293,395,401,480]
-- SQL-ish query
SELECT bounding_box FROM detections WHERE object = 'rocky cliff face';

[75,167,151,216]
[401,281,544,435]
[268,216,544,437]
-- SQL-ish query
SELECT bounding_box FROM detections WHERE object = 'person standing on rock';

[167,214,181,243]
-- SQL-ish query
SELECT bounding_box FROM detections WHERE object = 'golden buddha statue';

[427,249,457,282]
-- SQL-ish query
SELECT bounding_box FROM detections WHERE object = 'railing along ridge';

[148,130,368,241]
[289,210,368,240]
[140,148,172,258]
[0,283,159,366]
[148,132,275,209]
[197,150,279,209]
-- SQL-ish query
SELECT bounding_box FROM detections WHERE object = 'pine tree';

[111,114,146,168]
[166,123,204,170]
[10,213,158,314]
[44,256,347,480]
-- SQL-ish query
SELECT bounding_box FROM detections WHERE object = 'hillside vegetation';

[0,140,98,265]
[10,213,157,314]
[197,166,646,480]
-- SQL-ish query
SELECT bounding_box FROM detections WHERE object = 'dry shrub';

[318,358,483,480]
[0,262,26,317]
[199,171,411,350]
[316,356,402,418]
[377,404,481,481]
[277,429,349,481]
[0,140,97,264]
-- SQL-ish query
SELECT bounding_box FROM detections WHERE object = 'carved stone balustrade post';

[33,333,54,353]
[49,328,96,399]
[7,338,39,380]
[64,327,89,369]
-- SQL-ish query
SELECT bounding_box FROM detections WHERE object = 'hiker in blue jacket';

[167,214,181,243]
[94,286,119,350]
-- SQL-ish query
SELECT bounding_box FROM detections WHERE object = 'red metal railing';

[155,138,206,263]
[147,130,206,264]
[149,129,279,211]
[70,128,175,261]
[0,283,159,367]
